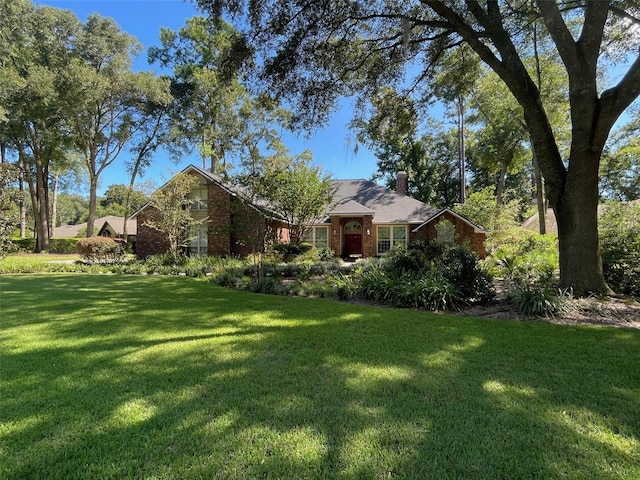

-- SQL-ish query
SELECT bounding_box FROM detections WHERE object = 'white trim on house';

[412,208,486,233]
[376,225,408,255]
[305,225,329,249]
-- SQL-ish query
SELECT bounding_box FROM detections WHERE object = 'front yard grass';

[1,274,639,479]
[0,253,82,274]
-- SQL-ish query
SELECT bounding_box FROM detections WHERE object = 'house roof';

[136,166,482,232]
[413,209,486,233]
[523,205,609,234]
[522,208,558,233]
[326,179,440,224]
[328,199,375,216]
[53,215,136,238]
[132,164,285,221]
[96,216,137,236]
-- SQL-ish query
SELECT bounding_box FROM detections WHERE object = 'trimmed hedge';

[13,238,35,251]
[12,238,79,254]
[76,237,125,262]
[51,238,80,253]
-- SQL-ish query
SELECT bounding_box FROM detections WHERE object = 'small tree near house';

[143,173,207,261]
[256,158,334,245]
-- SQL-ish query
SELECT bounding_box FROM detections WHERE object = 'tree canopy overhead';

[197,0,640,295]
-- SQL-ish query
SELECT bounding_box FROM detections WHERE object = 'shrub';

[13,238,36,252]
[326,273,356,300]
[439,246,495,304]
[50,238,79,254]
[599,202,640,297]
[391,273,462,311]
[352,264,463,311]
[76,237,125,262]
[489,230,559,280]
[251,277,279,294]
[510,285,571,317]
[383,241,495,305]
[211,269,244,288]
[413,275,462,311]
[12,237,85,254]
[317,247,335,262]
[145,253,184,269]
[354,265,395,303]
[271,242,313,255]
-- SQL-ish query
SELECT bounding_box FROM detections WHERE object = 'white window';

[187,187,208,210]
[377,225,407,254]
[305,226,329,249]
[189,223,208,256]
[435,219,455,245]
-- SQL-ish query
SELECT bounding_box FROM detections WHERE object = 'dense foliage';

[352,242,495,311]
[76,237,125,262]
[0,162,21,256]
[600,202,640,297]
[255,160,334,244]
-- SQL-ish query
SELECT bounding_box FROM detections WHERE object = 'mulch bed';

[459,295,640,329]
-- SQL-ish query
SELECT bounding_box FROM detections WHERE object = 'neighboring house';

[96,216,137,242]
[53,222,86,239]
[134,165,289,258]
[304,172,486,258]
[54,215,136,243]
[135,166,487,259]
[523,205,608,234]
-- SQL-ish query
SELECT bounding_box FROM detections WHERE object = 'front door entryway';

[344,233,362,256]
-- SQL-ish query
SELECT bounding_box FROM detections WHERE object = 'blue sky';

[38,0,380,194]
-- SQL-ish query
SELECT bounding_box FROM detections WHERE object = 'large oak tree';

[198,0,640,295]
[0,0,80,251]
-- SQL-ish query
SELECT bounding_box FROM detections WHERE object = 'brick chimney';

[396,171,407,196]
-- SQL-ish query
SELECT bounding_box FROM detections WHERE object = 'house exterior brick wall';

[413,211,487,258]
[135,209,171,258]
[230,198,265,256]
[330,217,341,256]
[362,215,374,257]
[207,183,231,256]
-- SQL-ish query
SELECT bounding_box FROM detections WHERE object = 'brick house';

[134,165,289,258]
[305,172,486,259]
[135,166,486,259]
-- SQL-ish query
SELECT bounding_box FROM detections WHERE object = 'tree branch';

[536,1,580,73]
[596,54,640,145]
[579,0,610,72]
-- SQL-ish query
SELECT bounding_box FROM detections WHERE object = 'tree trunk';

[18,143,51,252]
[19,169,26,238]
[87,176,98,237]
[495,160,507,207]
[50,173,59,238]
[555,150,610,295]
[532,149,546,235]
[457,95,466,203]
[123,156,143,244]
[34,157,50,253]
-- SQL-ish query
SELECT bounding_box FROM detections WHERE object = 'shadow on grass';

[1,274,639,479]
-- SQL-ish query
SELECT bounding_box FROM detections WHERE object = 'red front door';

[345,234,362,255]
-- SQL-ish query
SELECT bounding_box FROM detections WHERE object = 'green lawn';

[1,274,639,479]
[0,253,82,274]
